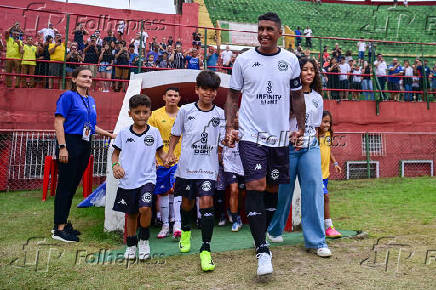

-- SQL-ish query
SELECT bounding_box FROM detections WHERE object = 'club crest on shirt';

[144,135,154,146]
[201,181,212,192]
[278,60,289,71]
[271,169,280,180]
[312,99,320,109]
[326,136,332,146]
[210,117,220,127]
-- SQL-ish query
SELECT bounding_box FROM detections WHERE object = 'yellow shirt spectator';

[21,44,37,65]
[148,106,181,166]
[319,131,331,179]
[49,42,66,61]
[6,37,22,59]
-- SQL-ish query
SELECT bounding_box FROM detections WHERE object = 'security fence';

[0,130,434,192]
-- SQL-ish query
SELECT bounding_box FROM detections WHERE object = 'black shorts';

[387,82,400,91]
[351,82,361,90]
[339,79,349,89]
[112,183,154,214]
[174,178,216,200]
[239,140,290,184]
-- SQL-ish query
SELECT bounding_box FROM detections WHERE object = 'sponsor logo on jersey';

[141,192,152,203]
[278,60,289,71]
[200,132,208,144]
[185,185,191,191]
[188,116,195,121]
[252,61,262,67]
[201,181,212,192]
[271,169,280,180]
[326,136,331,146]
[267,81,273,94]
[144,135,154,146]
[126,138,135,143]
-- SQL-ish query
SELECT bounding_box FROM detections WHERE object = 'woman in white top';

[268,58,331,257]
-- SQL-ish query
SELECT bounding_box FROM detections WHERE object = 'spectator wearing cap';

[48,33,66,89]
[374,53,388,100]
[387,58,403,101]
[72,23,88,51]
[65,42,83,89]
[83,35,101,83]
[38,23,57,43]
[20,35,37,88]
[4,25,23,88]
[114,40,129,92]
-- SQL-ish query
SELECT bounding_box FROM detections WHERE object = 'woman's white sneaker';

[317,247,332,257]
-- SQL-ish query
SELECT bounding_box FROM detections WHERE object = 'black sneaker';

[52,229,79,243]
[51,222,81,236]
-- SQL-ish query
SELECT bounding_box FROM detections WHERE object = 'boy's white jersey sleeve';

[113,129,124,150]
[171,106,184,136]
[229,57,243,91]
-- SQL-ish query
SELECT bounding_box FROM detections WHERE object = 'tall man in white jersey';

[224,12,306,276]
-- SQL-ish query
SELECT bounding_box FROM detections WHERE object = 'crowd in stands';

[1,21,435,101]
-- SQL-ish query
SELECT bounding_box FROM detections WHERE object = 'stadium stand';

[203,0,436,56]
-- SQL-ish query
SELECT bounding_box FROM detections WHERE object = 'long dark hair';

[299,57,322,94]
[71,66,91,94]
[317,110,334,140]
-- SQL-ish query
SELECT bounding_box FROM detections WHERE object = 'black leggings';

[54,134,91,225]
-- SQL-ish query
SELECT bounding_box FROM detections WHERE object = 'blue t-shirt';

[55,90,97,135]
[147,51,159,63]
[207,53,219,71]
[129,53,138,65]
[388,64,403,83]
[186,55,200,70]
[295,30,301,39]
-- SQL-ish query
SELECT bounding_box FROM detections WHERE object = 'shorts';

[216,165,240,191]
[153,165,177,195]
[49,62,63,76]
[351,81,361,90]
[239,140,290,184]
[98,61,112,73]
[112,183,155,214]
[387,82,400,91]
[174,178,216,200]
[65,67,74,73]
[339,79,349,89]
[322,178,329,195]
[358,51,364,60]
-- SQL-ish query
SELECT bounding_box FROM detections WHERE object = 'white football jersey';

[289,90,323,148]
[113,125,163,189]
[171,102,225,180]
[230,47,301,147]
[222,142,244,176]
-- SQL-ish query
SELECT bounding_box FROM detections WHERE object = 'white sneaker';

[256,252,273,276]
[173,223,181,239]
[317,247,332,257]
[267,232,284,243]
[138,240,150,260]
[157,225,170,239]
[124,245,137,260]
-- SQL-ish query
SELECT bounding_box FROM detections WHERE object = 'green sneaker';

[200,250,215,272]
[179,230,191,253]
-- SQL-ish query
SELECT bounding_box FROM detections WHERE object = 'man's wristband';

[112,162,120,168]
[334,162,339,166]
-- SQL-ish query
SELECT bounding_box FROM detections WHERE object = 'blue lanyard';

[78,92,91,124]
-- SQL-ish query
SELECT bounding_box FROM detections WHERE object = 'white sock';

[196,197,201,219]
[173,195,182,226]
[168,194,175,223]
[160,195,170,226]
[325,218,333,228]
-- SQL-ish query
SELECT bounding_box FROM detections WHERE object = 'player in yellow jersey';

[148,87,182,239]
[318,111,342,238]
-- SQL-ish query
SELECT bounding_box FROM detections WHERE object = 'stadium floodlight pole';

[203,28,208,70]
[137,20,144,74]
[365,132,371,179]
[62,13,70,90]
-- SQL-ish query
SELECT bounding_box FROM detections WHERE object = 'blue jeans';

[404,83,413,101]
[268,142,327,249]
[361,79,374,100]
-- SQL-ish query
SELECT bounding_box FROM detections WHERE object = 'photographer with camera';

[83,35,101,82]
[4,25,23,88]
[66,42,83,89]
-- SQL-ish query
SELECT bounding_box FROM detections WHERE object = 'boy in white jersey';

[166,71,225,272]
[112,94,166,260]
[224,12,306,276]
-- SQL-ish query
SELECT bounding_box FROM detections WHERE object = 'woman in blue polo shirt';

[52,66,115,243]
